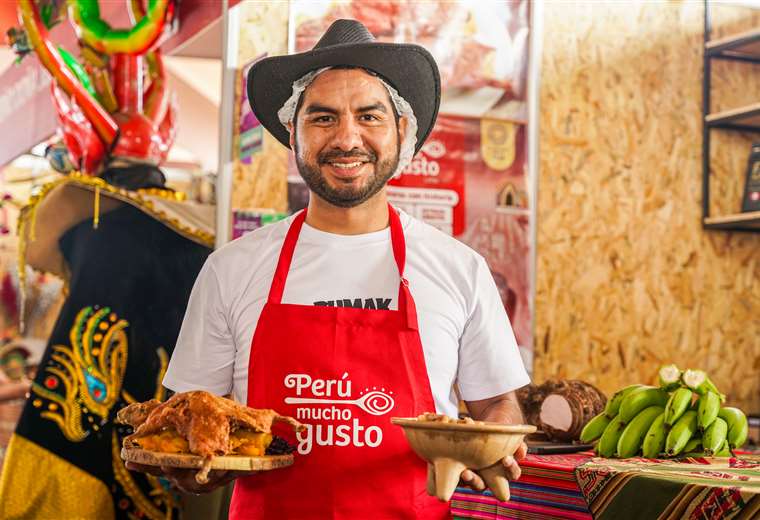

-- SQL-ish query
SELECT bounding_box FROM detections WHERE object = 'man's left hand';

[459,440,527,491]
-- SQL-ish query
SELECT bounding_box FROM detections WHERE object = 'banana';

[658,364,682,391]
[718,407,749,449]
[617,405,664,458]
[682,369,726,402]
[641,412,667,458]
[619,387,669,423]
[703,417,728,455]
[683,437,702,453]
[604,384,644,419]
[597,414,627,458]
[580,412,612,443]
[665,410,697,456]
[664,387,693,428]
[697,391,721,431]
[715,439,731,457]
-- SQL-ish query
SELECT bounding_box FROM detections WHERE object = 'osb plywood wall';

[533,1,760,412]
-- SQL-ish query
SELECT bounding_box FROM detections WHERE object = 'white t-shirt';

[163,209,529,417]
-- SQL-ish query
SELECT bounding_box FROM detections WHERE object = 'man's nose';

[330,116,363,151]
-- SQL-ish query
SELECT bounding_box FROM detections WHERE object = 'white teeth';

[330,162,363,169]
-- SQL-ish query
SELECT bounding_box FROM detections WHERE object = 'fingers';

[460,469,485,491]
[501,455,522,481]
[515,442,528,461]
[125,463,257,494]
[160,465,195,479]
[125,462,164,476]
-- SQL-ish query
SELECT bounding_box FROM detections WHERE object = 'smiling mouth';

[329,161,365,169]
[321,159,372,179]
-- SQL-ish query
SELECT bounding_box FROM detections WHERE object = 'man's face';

[290,68,406,208]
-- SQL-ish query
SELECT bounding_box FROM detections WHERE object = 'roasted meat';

[118,398,162,426]
[517,380,607,442]
[117,391,303,483]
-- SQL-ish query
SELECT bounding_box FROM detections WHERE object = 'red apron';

[229,204,451,519]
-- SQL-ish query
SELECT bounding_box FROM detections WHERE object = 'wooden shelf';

[705,102,760,131]
[706,28,760,61]
[704,210,760,231]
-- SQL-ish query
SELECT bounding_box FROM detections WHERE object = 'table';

[451,452,760,519]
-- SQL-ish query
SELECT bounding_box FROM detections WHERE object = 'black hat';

[247,19,441,155]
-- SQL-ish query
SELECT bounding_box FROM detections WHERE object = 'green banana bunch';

[604,384,644,419]
[703,417,728,455]
[718,407,748,449]
[580,412,612,443]
[658,364,682,391]
[664,387,692,427]
[619,387,669,423]
[590,368,748,460]
[597,414,627,458]
[641,412,667,458]
[697,391,721,431]
[617,405,664,458]
[665,410,697,456]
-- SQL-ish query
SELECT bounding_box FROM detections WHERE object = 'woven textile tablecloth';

[450,452,760,520]
[451,453,594,519]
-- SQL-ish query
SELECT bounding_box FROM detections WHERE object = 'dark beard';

[294,136,400,208]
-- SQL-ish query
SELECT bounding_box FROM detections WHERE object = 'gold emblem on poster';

[481,119,517,171]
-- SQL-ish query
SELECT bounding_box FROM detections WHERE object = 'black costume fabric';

[2,205,210,519]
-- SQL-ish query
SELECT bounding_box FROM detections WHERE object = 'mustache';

[318,148,377,163]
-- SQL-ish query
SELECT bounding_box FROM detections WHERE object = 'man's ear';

[398,116,408,143]
[288,122,295,149]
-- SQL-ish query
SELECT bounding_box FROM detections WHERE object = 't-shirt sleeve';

[456,256,530,401]
[163,258,235,396]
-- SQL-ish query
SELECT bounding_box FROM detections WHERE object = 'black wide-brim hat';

[248,19,441,155]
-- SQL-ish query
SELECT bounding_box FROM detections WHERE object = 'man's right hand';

[125,462,258,494]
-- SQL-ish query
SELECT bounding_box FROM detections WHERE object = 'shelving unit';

[702,1,760,232]
[704,210,760,231]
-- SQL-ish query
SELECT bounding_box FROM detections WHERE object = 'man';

[153,19,530,519]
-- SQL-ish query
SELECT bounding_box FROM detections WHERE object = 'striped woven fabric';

[451,453,594,519]
[450,452,760,519]
[575,454,760,520]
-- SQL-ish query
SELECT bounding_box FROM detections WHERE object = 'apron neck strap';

[267,203,417,330]
[267,209,307,304]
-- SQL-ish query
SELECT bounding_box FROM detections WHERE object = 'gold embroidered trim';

[21,172,207,245]
[32,306,129,441]
[115,346,174,518]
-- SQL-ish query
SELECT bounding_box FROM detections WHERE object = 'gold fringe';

[16,215,28,335]
[15,172,213,291]
[94,186,101,229]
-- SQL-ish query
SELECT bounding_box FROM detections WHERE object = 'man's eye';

[312,116,333,123]
[360,114,380,121]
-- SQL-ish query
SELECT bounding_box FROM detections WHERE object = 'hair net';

[277,67,418,177]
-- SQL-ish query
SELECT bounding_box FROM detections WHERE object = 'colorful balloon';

[17,0,179,173]
[68,0,174,55]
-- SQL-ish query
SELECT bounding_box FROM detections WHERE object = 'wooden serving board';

[121,448,293,472]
